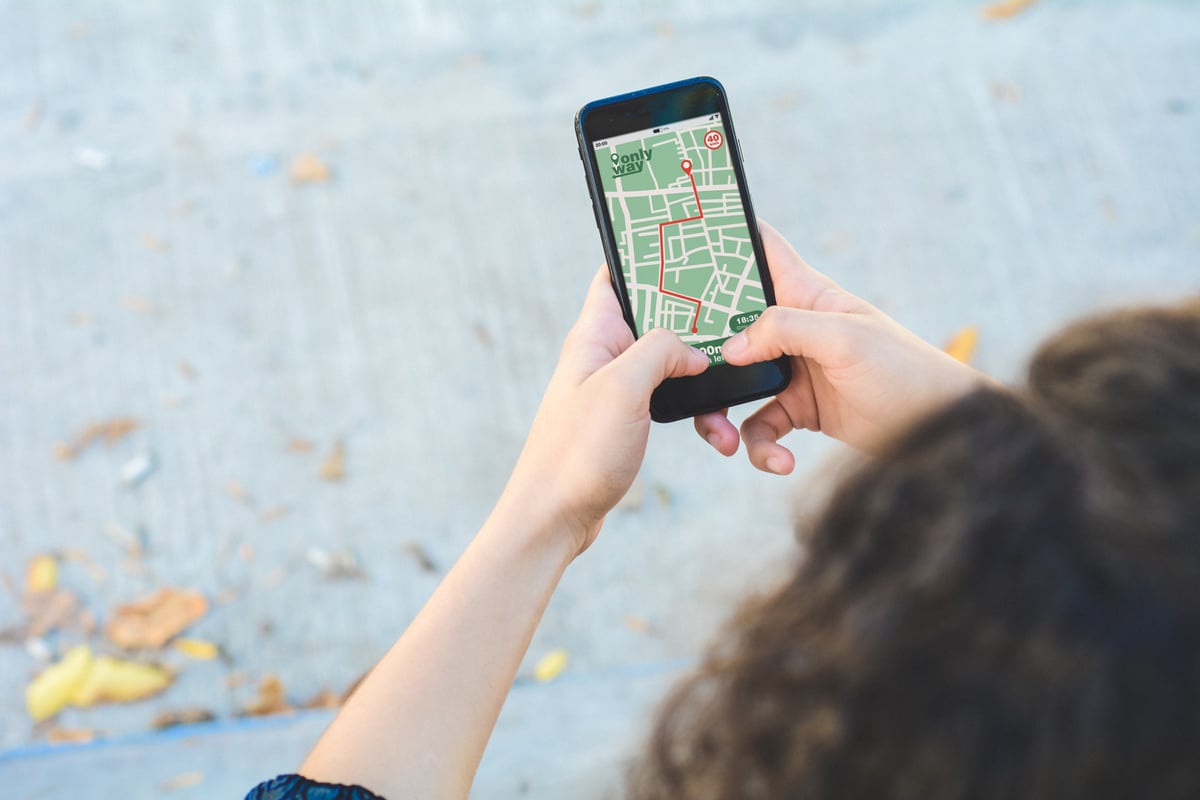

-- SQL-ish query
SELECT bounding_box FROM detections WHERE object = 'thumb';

[721,306,863,368]
[597,327,709,399]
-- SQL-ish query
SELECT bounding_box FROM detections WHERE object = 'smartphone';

[575,76,791,422]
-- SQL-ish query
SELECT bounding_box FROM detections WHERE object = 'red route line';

[658,160,704,334]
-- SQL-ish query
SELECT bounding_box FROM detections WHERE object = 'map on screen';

[593,113,765,365]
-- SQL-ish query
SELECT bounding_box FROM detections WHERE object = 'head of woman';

[630,300,1200,800]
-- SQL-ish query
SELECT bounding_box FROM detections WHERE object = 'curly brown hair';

[628,300,1200,800]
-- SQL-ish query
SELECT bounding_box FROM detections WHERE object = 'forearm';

[299,495,576,798]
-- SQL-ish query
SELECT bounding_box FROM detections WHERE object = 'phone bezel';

[575,76,791,423]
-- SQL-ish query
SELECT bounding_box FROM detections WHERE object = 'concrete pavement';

[1,1,1198,796]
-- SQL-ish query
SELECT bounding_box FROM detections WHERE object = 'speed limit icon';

[703,130,724,150]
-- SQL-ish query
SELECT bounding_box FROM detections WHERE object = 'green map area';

[596,117,765,364]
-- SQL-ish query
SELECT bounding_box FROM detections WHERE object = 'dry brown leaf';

[178,360,197,380]
[989,81,1023,103]
[141,233,170,253]
[318,441,345,481]
[653,483,673,509]
[103,522,144,558]
[24,100,43,130]
[121,295,163,316]
[23,588,88,637]
[301,688,342,709]
[46,726,97,744]
[1101,197,1118,224]
[944,325,980,364]
[471,322,494,348]
[226,480,252,505]
[105,588,208,649]
[152,707,216,730]
[263,566,287,589]
[213,586,240,605]
[225,671,250,689]
[342,671,370,703]
[159,771,205,792]
[66,312,97,328]
[60,547,108,585]
[54,417,140,460]
[623,615,655,635]
[259,506,290,524]
[25,555,58,593]
[243,674,291,716]
[402,542,438,573]
[980,0,1037,20]
[290,152,331,184]
[287,438,315,453]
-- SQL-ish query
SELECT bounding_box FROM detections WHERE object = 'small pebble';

[74,146,111,170]
[120,452,157,488]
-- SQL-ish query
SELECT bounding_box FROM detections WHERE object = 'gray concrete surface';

[1,0,1198,797]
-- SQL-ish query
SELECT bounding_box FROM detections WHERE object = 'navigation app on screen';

[593,113,766,365]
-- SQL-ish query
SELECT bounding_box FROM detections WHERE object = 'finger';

[694,409,739,456]
[721,306,862,369]
[740,398,798,475]
[758,220,842,307]
[560,266,636,377]
[594,327,708,401]
[578,265,623,322]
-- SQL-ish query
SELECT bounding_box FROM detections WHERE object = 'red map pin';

[680,159,692,175]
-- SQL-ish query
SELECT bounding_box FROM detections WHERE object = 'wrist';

[486,480,587,570]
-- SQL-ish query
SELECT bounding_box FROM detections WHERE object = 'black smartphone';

[575,76,791,423]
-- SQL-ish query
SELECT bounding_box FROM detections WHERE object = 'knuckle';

[641,326,676,346]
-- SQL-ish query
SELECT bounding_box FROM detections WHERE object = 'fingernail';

[705,433,722,450]
[722,333,747,357]
[766,456,786,474]
[690,346,709,363]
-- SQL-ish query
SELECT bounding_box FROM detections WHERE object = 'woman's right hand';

[695,221,991,472]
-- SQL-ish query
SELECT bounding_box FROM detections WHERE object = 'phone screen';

[589,112,765,365]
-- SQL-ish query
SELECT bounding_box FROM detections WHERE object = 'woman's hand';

[696,222,991,472]
[499,266,709,558]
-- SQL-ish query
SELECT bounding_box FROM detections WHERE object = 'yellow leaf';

[172,638,219,660]
[26,554,59,593]
[159,771,205,792]
[26,645,93,722]
[72,656,171,707]
[319,441,345,481]
[534,648,569,683]
[980,0,1037,20]
[290,152,331,184]
[943,325,980,364]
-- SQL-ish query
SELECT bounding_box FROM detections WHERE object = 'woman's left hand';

[499,266,709,558]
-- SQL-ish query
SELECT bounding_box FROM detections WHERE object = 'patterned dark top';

[245,774,385,800]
